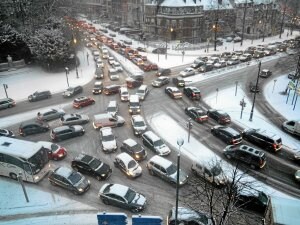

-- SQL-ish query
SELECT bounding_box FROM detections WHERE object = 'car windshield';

[130,143,143,153]
[166,164,177,175]
[89,158,102,170]
[211,165,222,176]
[259,192,269,205]
[137,90,144,94]
[68,172,82,185]
[173,90,181,94]
[66,87,73,92]
[122,91,128,95]
[128,160,138,169]
[134,121,145,127]
[130,102,139,107]
[50,143,59,152]
[26,147,49,175]
[103,134,115,142]
[124,188,136,203]
[154,139,164,147]
[107,107,117,112]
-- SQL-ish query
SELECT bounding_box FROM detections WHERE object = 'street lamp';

[249,61,261,121]
[65,67,70,87]
[73,37,79,78]
[165,27,174,60]
[175,137,184,225]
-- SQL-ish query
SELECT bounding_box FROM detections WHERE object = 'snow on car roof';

[116,152,136,165]
[166,87,179,91]
[132,115,144,122]
[104,183,129,197]
[100,127,113,136]
[55,166,73,178]
[149,155,172,169]
[123,138,137,147]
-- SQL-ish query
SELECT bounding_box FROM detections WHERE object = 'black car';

[50,125,85,142]
[71,154,112,181]
[152,48,166,54]
[19,120,50,136]
[236,188,269,214]
[156,68,171,77]
[103,85,121,95]
[207,109,231,124]
[211,125,242,145]
[191,60,205,69]
[98,183,147,212]
[62,86,83,98]
[0,128,15,137]
[49,166,90,195]
[198,64,214,73]
[223,144,267,169]
[120,138,147,161]
[183,87,201,100]
[172,76,185,87]
[242,128,282,152]
[167,207,213,225]
[184,107,208,123]
[28,90,51,102]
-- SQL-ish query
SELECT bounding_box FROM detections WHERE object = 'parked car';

[287,72,300,80]
[62,86,83,98]
[48,166,90,195]
[131,115,147,136]
[50,125,85,142]
[103,85,121,95]
[207,109,231,124]
[93,113,125,129]
[223,144,267,169]
[37,108,65,121]
[213,60,227,68]
[147,155,189,186]
[165,87,182,99]
[142,131,171,156]
[191,60,205,69]
[211,125,242,145]
[60,114,89,125]
[260,69,272,78]
[239,54,252,62]
[180,68,196,77]
[100,127,118,153]
[241,128,282,152]
[19,120,50,136]
[184,107,208,123]
[198,64,214,73]
[98,183,147,212]
[114,152,142,178]
[152,76,170,87]
[183,87,201,100]
[0,128,15,137]
[92,81,103,95]
[167,207,213,225]
[71,154,112,181]
[156,68,171,76]
[120,139,147,161]
[73,96,95,109]
[172,76,185,87]
[38,141,67,160]
[0,98,16,110]
[28,90,51,102]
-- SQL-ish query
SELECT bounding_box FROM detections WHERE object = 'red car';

[150,64,158,70]
[38,141,67,160]
[142,56,147,61]
[73,96,95,109]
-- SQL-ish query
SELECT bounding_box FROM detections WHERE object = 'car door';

[66,117,77,125]
[218,130,227,142]
[23,125,33,135]
[118,159,127,174]
[250,132,262,145]
[190,110,197,119]
[47,110,56,120]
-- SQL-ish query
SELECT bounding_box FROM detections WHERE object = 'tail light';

[192,93,195,96]
[19,128,23,134]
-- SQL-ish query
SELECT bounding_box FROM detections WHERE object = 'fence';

[0,59,26,72]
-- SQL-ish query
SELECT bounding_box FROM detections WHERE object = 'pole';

[3,84,8,98]
[240,98,245,119]
[17,173,29,202]
[216,88,219,104]
[235,81,238,96]
[241,0,248,46]
[291,78,299,105]
[272,79,277,93]
[165,35,168,60]
[65,67,69,87]
[249,61,261,121]
[279,0,287,39]
[293,94,299,110]
[187,119,192,143]
[75,56,79,78]
[175,152,180,225]
[262,6,268,42]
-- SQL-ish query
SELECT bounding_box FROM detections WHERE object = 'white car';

[100,127,117,153]
[179,68,195,77]
[96,58,104,68]
[108,68,120,81]
[114,152,142,178]
[112,61,123,72]
[108,57,115,65]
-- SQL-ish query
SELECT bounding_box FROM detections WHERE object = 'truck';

[282,120,300,137]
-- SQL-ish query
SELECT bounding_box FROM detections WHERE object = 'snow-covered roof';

[124,138,138,147]
[235,0,276,5]
[158,0,234,10]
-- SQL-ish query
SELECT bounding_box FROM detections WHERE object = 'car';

[156,68,171,76]
[106,100,118,116]
[198,64,214,73]
[19,120,50,136]
[98,183,146,212]
[211,125,242,145]
[109,33,116,37]
[152,76,170,87]
[136,85,149,101]
[60,114,89,125]
[71,154,112,181]
[108,57,115,65]
[179,67,195,77]
[239,54,252,62]
[120,139,147,161]
[152,48,166,54]
[0,128,15,137]
[260,69,272,78]
[114,152,142,178]
[94,67,104,79]
[93,113,125,129]
[183,87,201,100]
[227,58,240,66]
[287,72,300,80]
[103,85,121,95]
[100,127,117,153]
[147,155,189,186]
[112,61,123,72]
[119,87,130,102]
[0,98,16,110]
[38,141,67,160]
[92,81,103,94]
[191,59,205,69]
[167,207,213,225]
[86,42,93,47]
[50,125,85,142]
[62,86,83,98]
[96,58,104,68]
[295,170,300,182]
[142,131,171,156]
[223,144,267,169]
[213,60,227,68]
[28,90,51,102]
[172,76,185,87]
[165,87,182,99]
[207,109,231,124]
[242,128,282,152]
[233,36,242,42]
[48,166,90,195]
[253,50,265,58]
[37,108,65,121]
[137,47,146,52]
[73,96,95,109]
[236,188,269,214]
[184,107,208,123]
[131,115,147,136]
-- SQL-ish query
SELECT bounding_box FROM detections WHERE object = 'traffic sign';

[97,212,127,225]
[288,81,296,90]
[132,215,162,225]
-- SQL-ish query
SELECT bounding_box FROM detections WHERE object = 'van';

[142,131,171,156]
[93,113,125,129]
[119,87,129,102]
[172,76,185,87]
[28,90,51,102]
[136,85,149,101]
[128,95,141,114]
[102,49,109,59]
[92,81,103,94]
[106,100,118,116]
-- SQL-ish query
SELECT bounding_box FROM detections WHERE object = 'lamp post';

[279,0,288,39]
[213,3,219,51]
[241,0,248,46]
[65,67,69,87]
[186,119,193,143]
[165,27,173,60]
[175,137,184,225]
[249,61,261,121]
[73,37,79,78]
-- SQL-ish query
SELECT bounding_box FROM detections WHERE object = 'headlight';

[34,176,39,180]
[78,188,84,192]
[137,109,140,112]
[101,174,106,177]
[88,180,90,184]
[58,153,63,158]
[129,109,132,112]
[135,154,140,159]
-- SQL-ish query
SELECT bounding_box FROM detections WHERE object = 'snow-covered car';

[37,108,65,121]
[112,61,123,72]
[233,36,242,42]
[165,87,182,99]
[0,128,15,137]
[60,114,90,125]
[131,115,147,136]
[100,127,117,153]
[108,68,120,81]
[260,69,272,78]
[96,58,104,68]
[114,152,142,178]
[179,68,195,77]
[227,58,240,66]
[191,60,205,69]
[152,76,170,87]
[108,57,115,65]
[213,60,227,68]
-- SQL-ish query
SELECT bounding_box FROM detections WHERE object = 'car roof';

[256,129,280,140]
[239,145,263,156]
[74,96,88,101]
[262,69,270,72]
[103,183,129,197]
[149,155,172,168]
[0,98,14,102]
[217,126,239,135]
[74,153,95,164]
[138,85,147,90]
[143,131,160,142]
[20,120,45,127]
[55,166,73,178]
[63,114,80,119]
[53,126,70,132]
[123,138,137,147]
[166,87,179,91]
[100,127,113,136]
[132,115,144,122]
[116,152,135,165]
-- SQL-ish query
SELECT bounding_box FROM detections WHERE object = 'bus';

[0,137,51,183]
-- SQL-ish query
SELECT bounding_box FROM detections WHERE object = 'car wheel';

[43,128,48,132]
[50,181,56,186]
[92,101,95,104]
[53,157,58,161]
[102,198,109,205]
[96,175,102,181]
[130,207,139,213]
[9,173,17,180]
[79,131,84,136]
[8,104,12,108]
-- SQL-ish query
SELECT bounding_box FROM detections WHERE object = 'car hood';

[131,193,146,206]
[169,170,189,184]
[155,144,171,155]
[103,140,117,150]
[116,116,125,123]
[80,115,90,121]
[152,80,162,85]
[73,125,83,132]
[134,125,147,132]
[96,163,111,174]
[74,176,89,189]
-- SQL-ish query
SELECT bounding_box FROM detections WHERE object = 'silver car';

[61,114,90,125]
[37,108,65,121]
[114,152,142,178]
[179,67,195,77]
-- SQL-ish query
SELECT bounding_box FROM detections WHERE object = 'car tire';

[9,173,17,180]
[50,181,56,186]
[43,128,48,132]
[102,198,109,205]
[72,190,79,195]
[8,104,12,108]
